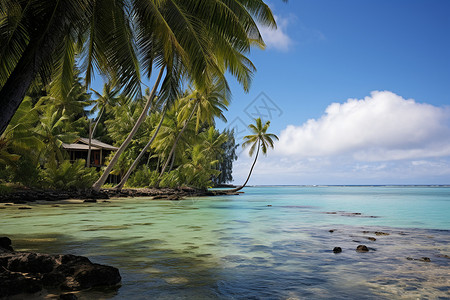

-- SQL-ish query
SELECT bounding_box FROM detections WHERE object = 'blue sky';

[217,0,450,185]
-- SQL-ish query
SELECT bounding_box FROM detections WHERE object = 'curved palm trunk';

[114,105,168,191]
[92,67,164,191]
[158,100,198,178]
[229,141,260,193]
[0,25,64,135]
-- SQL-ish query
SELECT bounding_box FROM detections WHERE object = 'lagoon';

[2,186,449,299]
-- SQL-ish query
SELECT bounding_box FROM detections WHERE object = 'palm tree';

[87,82,120,166]
[182,144,220,189]
[230,118,278,192]
[158,80,229,178]
[0,0,275,134]
[34,108,78,164]
[0,97,43,166]
[1,1,279,191]
[200,127,228,163]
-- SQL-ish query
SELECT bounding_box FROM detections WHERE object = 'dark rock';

[7,253,56,273]
[0,250,121,298]
[62,262,121,290]
[406,256,431,262]
[0,271,42,296]
[83,199,97,203]
[356,245,369,252]
[0,237,13,251]
[328,230,334,233]
[375,231,389,236]
[367,237,376,241]
[267,205,272,207]
[18,206,32,209]
[333,247,342,253]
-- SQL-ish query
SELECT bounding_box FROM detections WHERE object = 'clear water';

[1,186,449,299]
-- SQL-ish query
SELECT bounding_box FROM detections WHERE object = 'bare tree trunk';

[92,67,164,191]
[87,119,92,167]
[229,141,260,193]
[114,105,168,191]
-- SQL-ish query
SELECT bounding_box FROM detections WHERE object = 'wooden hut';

[62,138,118,167]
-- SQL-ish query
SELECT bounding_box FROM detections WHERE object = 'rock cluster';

[0,237,121,298]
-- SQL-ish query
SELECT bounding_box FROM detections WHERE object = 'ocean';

[2,186,449,299]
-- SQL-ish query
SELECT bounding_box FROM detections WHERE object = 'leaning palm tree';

[230,118,278,192]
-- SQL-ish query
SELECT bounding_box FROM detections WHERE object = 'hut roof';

[62,138,118,151]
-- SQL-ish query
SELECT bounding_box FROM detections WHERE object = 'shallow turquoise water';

[1,186,449,299]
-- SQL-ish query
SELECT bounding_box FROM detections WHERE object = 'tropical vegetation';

[0,0,282,192]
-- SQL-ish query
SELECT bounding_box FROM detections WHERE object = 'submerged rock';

[0,238,121,298]
[375,231,389,236]
[407,257,431,262]
[333,247,342,253]
[356,245,369,252]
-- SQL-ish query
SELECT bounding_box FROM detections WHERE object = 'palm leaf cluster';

[0,0,278,135]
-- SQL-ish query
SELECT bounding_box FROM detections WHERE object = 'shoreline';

[0,187,240,204]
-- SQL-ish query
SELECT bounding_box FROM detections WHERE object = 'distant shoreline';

[241,184,450,187]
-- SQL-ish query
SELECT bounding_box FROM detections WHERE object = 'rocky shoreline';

[0,187,240,204]
[0,237,121,299]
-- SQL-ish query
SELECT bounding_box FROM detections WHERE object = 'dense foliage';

[0,0,281,191]
[0,77,237,190]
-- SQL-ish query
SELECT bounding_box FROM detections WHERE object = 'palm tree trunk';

[114,105,168,191]
[0,27,64,135]
[229,141,260,192]
[168,151,175,172]
[87,107,104,167]
[87,119,92,167]
[159,100,198,178]
[92,67,164,191]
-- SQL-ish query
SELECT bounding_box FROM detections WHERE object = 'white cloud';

[232,91,450,185]
[259,15,293,51]
[276,91,450,161]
